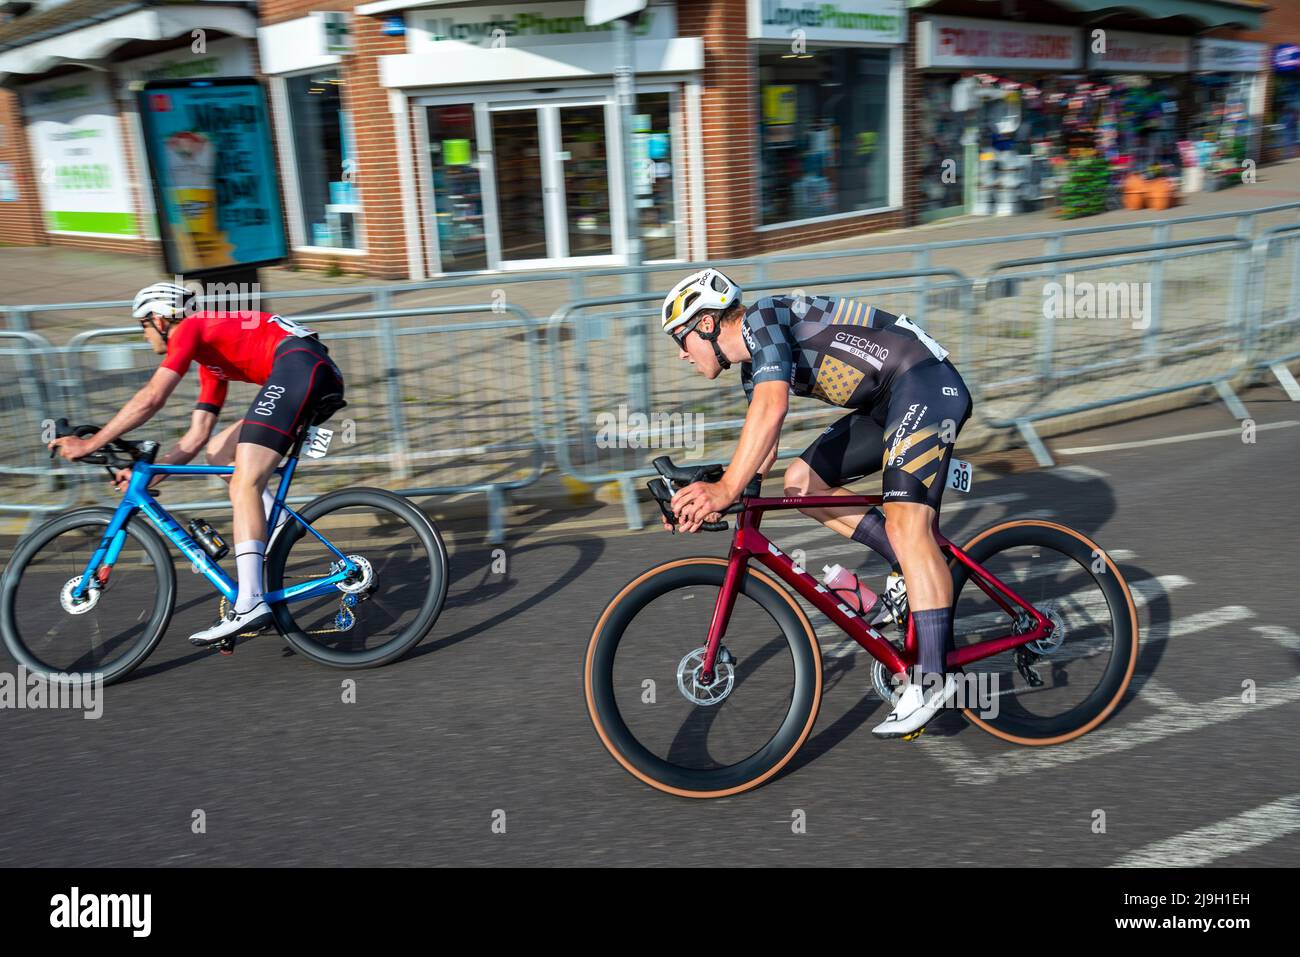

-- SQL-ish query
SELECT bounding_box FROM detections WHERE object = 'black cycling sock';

[851,508,899,570]
[912,607,951,678]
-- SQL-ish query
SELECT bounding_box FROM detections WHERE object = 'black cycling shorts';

[239,337,345,456]
[798,358,973,511]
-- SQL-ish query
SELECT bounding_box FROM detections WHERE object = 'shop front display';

[1269,44,1300,160]
[758,47,893,225]
[751,0,903,228]
[914,16,1082,219]
[23,74,138,237]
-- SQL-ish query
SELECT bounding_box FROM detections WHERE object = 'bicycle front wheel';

[586,558,822,798]
[0,507,175,686]
[264,487,448,669]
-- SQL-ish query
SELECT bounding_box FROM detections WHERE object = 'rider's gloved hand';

[111,467,132,492]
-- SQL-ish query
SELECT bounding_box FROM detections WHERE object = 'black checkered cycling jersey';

[739,295,951,408]
[738,294,974,510]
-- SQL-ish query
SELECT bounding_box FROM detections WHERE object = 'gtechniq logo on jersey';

[49,887,151,937]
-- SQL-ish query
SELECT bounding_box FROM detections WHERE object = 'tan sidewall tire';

[584,557,822,798]
[955,520,1140,746]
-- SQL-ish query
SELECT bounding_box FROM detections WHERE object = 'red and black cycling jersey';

[159,311,316,413]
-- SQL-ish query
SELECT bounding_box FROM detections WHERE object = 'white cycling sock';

[234,540,266,614]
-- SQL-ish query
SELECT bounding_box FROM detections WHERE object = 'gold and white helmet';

[661,268,741,336]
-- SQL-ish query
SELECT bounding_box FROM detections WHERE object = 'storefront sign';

[24,75,137,236]
[916,16,1080,70]
[1196,38,1267,73]
[1273,44,1300,73]
[1089,31,1191,73]
[317,11,354,54]
[748,0,905,45]
[137,79,286,275]
[408,0,675,50]
[119,37,254,84]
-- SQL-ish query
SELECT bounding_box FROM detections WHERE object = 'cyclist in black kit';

[660,268,973,737]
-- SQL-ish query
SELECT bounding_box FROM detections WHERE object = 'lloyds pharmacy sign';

[748,0,906,45]
[407,0,675,50]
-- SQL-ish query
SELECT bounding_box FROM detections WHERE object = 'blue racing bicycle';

[1,396,449,685]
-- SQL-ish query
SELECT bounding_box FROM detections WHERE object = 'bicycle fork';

[700,547,748,683]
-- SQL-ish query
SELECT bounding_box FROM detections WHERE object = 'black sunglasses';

[671,316,709,349]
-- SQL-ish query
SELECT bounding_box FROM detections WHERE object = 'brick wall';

[0,87,44,246]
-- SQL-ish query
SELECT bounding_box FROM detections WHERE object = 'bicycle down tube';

[72,460,356,607]
[698,494,1053,681]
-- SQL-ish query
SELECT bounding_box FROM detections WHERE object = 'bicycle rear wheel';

[586,558,822,798]
[264,488,448,669]
[0,507,175,685]
[951,520,1138,744]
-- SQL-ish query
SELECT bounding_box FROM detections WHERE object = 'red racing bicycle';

[585,456,1139,798]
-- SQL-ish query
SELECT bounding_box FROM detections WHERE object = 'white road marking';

[1054,465,1110,480]
[1252,624,1300,652]
[917,674,1300,786]
[1110,793,1300,867]
[1057,420,1299,455]
[1132,678,1187,710]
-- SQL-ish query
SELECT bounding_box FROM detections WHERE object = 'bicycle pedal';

[216,637,237,656]
[901,726,926,742]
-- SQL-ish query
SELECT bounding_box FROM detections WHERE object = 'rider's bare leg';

[208,421,279,525]
[229,442,281,614]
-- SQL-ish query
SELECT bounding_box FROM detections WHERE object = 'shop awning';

[379,35,702,87]
[908,0,1265,31]
[0,1,258,82]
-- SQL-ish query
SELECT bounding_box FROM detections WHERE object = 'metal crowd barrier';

[5,303,544,543]
[1244,224,1300,402]
[546,269,976,530]
[8,201,1300,339]
[976,234,1258,465]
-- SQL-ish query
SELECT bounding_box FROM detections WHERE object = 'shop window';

[428,104,488,271]
[758,48,892,226]
[633,92,677,260]
[285,71,361,250]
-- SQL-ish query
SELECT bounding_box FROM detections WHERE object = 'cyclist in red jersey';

[48,282,344,645]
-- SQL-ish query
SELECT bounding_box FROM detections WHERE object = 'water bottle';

[821,564,876,614]
[188,518,229,560]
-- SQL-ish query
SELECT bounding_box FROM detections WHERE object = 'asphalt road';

[1,384,1298,867]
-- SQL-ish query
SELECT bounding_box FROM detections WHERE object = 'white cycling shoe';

[189,600,272,647]
[872,674,958,739]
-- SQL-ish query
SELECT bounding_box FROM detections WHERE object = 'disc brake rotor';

[1027,604,1067,655]
[60,576,100,615]
[676,646,735,706]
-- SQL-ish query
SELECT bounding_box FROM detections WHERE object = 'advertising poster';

[25,75,136,236]
[137,78,286,275]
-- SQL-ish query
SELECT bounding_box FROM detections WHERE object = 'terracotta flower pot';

[1147,177,1173,210]
[1122,173,1146,210]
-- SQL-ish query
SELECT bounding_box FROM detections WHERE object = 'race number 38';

[269,314,316,338]
[947,458,973,493]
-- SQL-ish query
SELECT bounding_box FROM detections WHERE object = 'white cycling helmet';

[132,281,197,319]
[661,268,741,336]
